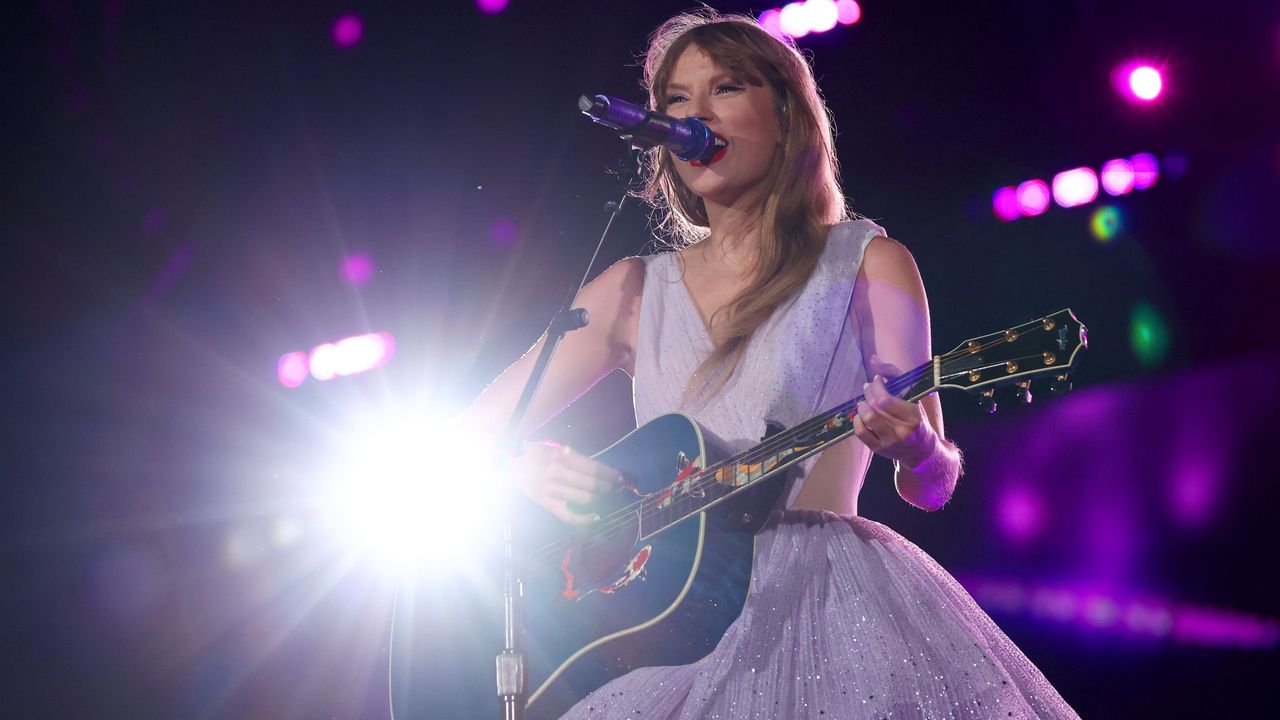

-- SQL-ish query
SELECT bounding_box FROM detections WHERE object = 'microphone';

[578,94,725,162]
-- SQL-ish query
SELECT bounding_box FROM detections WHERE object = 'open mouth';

[689,134,728,167]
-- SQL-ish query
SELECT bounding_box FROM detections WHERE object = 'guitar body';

[389,412,786,720]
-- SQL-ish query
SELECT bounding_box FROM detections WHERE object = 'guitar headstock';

[925,308,1087,411]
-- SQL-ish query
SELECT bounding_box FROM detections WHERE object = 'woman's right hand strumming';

[513,442,625,526]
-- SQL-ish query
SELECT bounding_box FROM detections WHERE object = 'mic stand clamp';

[495,145,643,720]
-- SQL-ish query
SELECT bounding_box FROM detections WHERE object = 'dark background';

[3,1,1278,717]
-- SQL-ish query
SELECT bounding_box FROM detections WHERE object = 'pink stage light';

[1113,61,1164,104]
[1130,152,1160,189]
[1052,167,1099,208]
[1128,65,1163,101]
[341,253,375,286]
[806,0,840,34]
[1016,179,1051,217]
[992,186,1021,222]
[475,0,509,15]
[758,9,784,39]
[277,352,309,389]
[1100,158,1136,196]
[780,3,811,38]
[296,331,396,384]
[835,0,862,25]
[331,14,363,49]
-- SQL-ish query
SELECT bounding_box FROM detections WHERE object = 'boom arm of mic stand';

[495,147,642,720]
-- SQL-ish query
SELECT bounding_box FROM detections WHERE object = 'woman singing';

[462,9,1079,719]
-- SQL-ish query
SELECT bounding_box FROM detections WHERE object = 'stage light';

[341,253,375,286]
[318,414,505,574]
[806,0,840,33]
[331,14,363,49]
[992,186,1021,222]
[835,0,861,25]
[758,9,784,39]
[963,576,1279,649]
[1128,65,1163,101]
[1016,179,1051,217]
[1130,152,1160,190]
[1113,61,1164,104]
[475,0,509,14]
[996,485,1044,543]
[278,351,309,388]
[780,3,811,38]
[1130,301,1170,369]
[1089,206,1122,242]
[1052,167,1099,208]
[281,332,396,387]
[1100,158,1136,196]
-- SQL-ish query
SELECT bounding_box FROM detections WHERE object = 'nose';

[681,94,715,125]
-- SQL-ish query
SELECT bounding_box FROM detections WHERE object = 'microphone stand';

[495,145,643,720]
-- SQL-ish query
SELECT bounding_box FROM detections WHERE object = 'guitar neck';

[637,359,936,539]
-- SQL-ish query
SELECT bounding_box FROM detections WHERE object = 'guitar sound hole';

[571,506,641,587]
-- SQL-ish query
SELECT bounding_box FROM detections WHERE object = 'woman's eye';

[665,94,687,105]
[716,84,743,94]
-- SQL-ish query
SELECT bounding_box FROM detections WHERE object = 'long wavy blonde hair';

[640,10,850,402]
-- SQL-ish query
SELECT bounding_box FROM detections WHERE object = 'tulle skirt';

[561,509,1079,719]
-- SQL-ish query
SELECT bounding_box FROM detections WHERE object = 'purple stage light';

[835,0,862,25]
[1016,179,1051,217]
[331,14,364,48]
[489,216,518,247]
[1100,158,1136,196]
[780,3,810,38]
[996,485,1044,542]
[1052,167,1099,208]
[476,0,510,15]
[1130,152,1160,189]
[966,576,1279,649]
[309,343,339,381]
[277,351,309,388]
[992,186,1021,222]
[341,253,376,285]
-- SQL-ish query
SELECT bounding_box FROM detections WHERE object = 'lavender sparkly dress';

[561,220,1079,719]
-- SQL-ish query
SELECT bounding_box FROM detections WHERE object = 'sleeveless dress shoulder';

[563,219,1080,719]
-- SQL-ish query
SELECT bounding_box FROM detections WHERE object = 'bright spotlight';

[318,415,505,575]
[806,0,840,33]
[780,3,811,38]
[1052,167,1099,208]
[835,0,862,25]
[1114,60,1165,104]
[1128,66,1163,101]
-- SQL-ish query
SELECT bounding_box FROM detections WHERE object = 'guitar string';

[547,317,1064,558]
[522,339,1058,575]
[523,341,1054,575]
[520,364,933,573]
[522,319,1067,574]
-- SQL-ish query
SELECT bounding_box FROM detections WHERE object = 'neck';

[700,198,764,271]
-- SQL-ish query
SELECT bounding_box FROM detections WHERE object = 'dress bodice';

[632,218,885,506]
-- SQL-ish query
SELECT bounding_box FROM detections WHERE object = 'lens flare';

[1089,206,1122,242]
[1130,301,1171,369]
